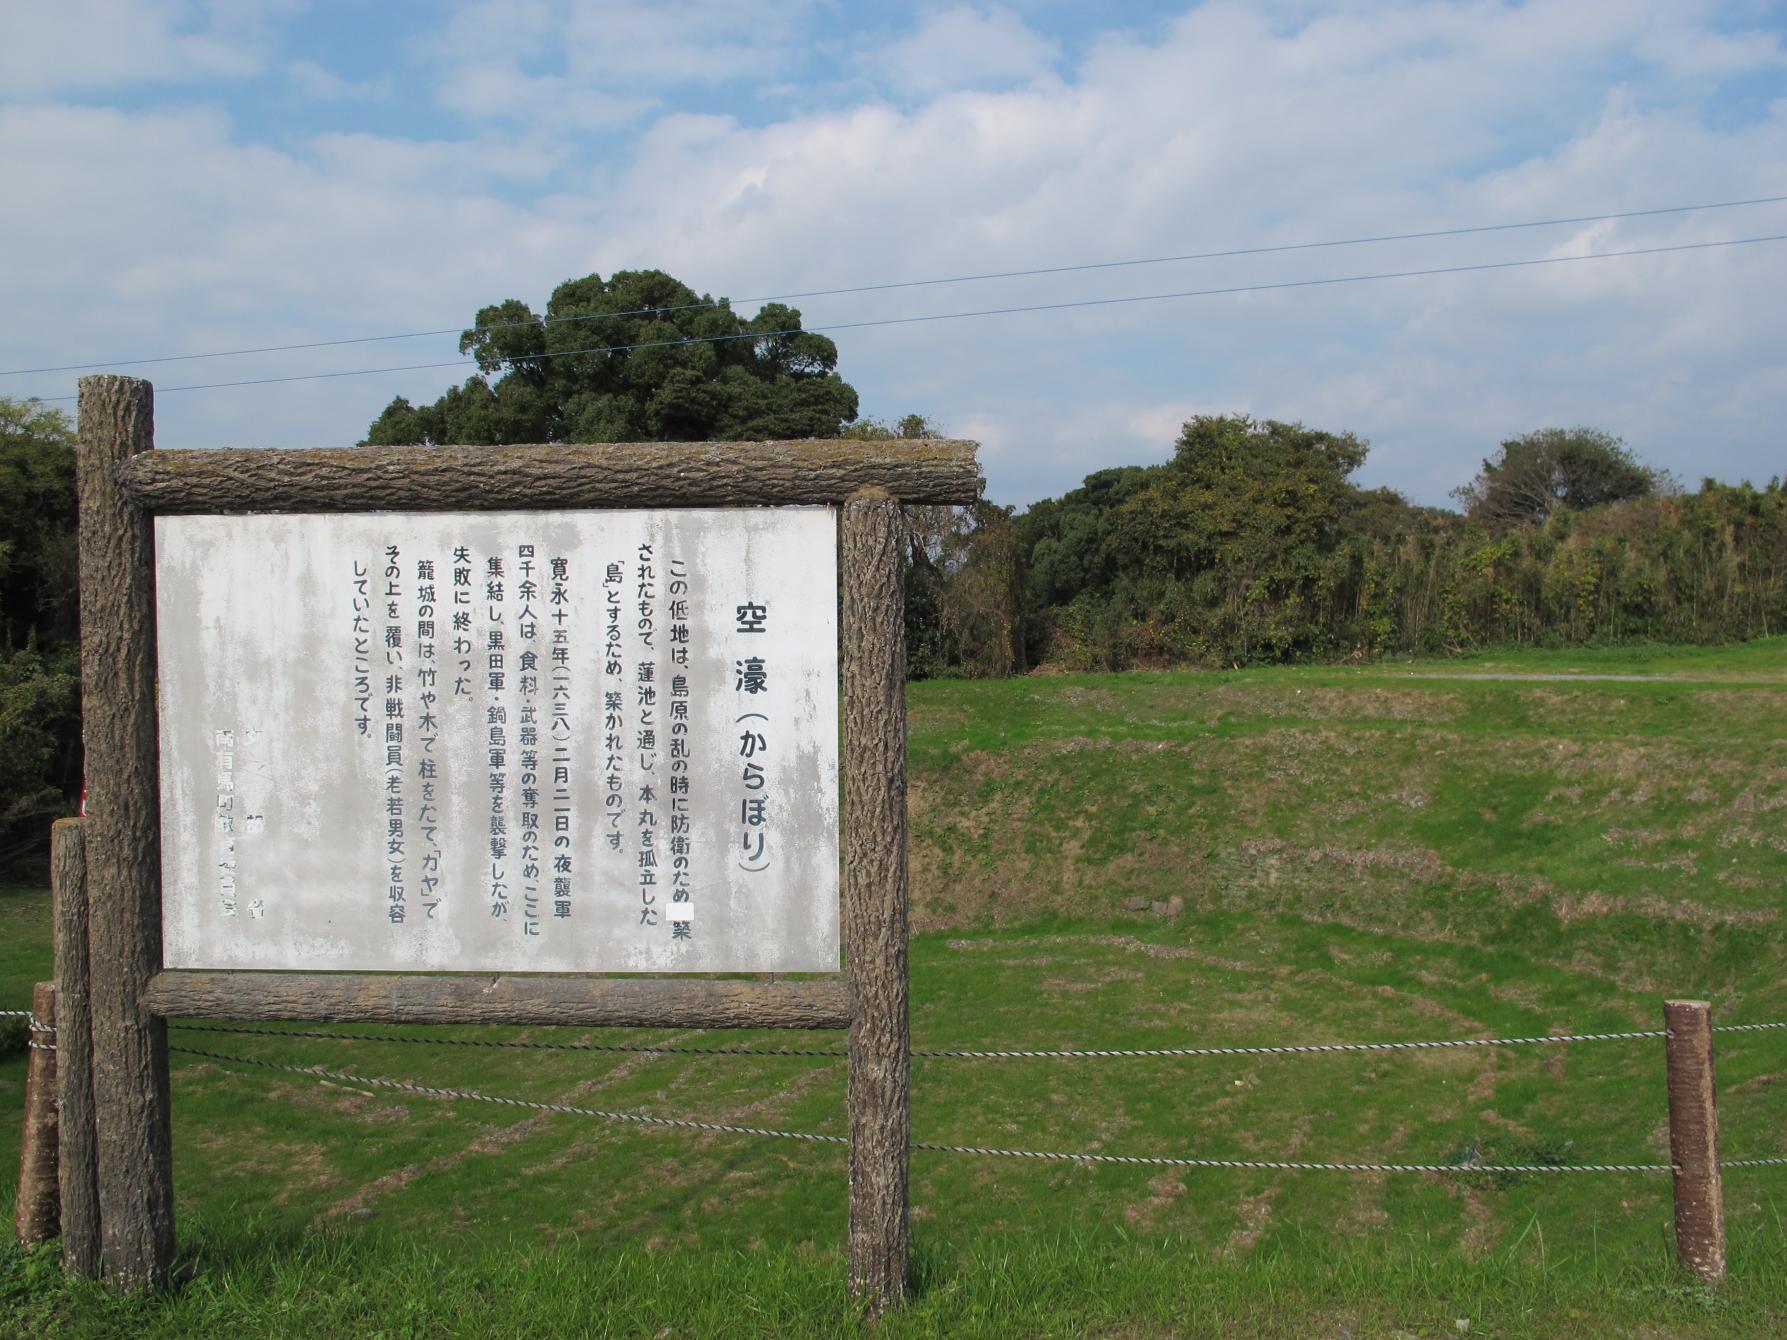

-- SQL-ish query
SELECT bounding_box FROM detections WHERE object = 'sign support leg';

[53,817,101,1277]
[15,982,59,1246]
[842,489,911,1312]
[77,375,175,1291]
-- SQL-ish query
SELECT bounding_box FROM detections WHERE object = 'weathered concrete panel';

[155,508,840,973]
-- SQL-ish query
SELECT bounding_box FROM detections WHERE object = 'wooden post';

[15,983,59,1246]
[53,818,100,1277]
[77,375,175,1290]
[842,489,911,1312]
[1664,999,1725,1284]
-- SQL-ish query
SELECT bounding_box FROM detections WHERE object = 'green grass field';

[2,640,1784,1336]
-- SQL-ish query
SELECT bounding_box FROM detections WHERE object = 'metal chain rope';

[13,1029,1782,1175]
[170,1044,849,1146]
[167,1018,1787,1061]
[909,1140,1674,1174]
[172,1043,1677,1175]
[20,1012,53,1052]
[911,1030,1670,1059]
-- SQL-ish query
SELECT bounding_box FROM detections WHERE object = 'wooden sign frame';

[67,374,979,1308]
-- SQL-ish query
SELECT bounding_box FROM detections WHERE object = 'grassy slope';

[2,639,1783,1336]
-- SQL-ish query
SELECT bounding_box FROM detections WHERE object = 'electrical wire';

[5,192,1784,378]
[28,229,1787,403]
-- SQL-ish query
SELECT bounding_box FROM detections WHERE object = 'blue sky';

[3,1,1785,507]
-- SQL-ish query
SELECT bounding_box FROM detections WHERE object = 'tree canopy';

[0,397,78,650]
[1452,426,1663,528]
[843,414,1025,679]
[364,270,860,445]
[0,396,81,870]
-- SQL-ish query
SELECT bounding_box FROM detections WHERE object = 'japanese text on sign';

[154,509,840,974]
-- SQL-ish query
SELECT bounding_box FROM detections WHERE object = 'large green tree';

[0,397,79,649]
[0,397,81,870]
[365,270,860,445]
[844,414,1023,678]
[1014,415,1439,666]
[1452,426,1663,528]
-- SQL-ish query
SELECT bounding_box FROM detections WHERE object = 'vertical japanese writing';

[193,508,842,974]
[451,545,473,700]
[213,727,266,920]
[351,560,372,735]
[415,557,442,919]
[636,542,659,930]
[487,553,508,919]
[735,599,770,874]
[543,550,571,921]
[603,561,624,853]
[383,544,406,924]
[668,558,693,940]
[214,728,237,917]
[550,554,573,920]
[516,545,542,938]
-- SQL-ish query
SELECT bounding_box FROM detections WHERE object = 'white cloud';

[872,6,1061,95]
[422,0,825,129]
[1630,6,1787,81]
[0,0,287,96]
[566,2,1787,503]
[287,59,394,103]
[431,59,657,128]
[0,100,597,450]
[4,1,1786,511]
[557,0,823,88]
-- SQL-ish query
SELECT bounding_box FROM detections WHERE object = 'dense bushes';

[2,394,1780,866]
[0,397,80,873]
[915,416,1786,676]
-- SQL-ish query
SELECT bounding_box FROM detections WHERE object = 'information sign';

[154,508,840,973]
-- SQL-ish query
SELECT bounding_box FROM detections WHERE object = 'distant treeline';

[904,416,1787,677]
[1,395,1782,868]
[0,398,81,873]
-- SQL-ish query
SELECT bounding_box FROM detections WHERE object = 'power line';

[5,192,1785,378]
[31,230,1785,404]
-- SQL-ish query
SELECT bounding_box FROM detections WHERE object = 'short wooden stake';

[843,490,912,1313]
[78,375,176,1290]
[52,817,101,1278]
[1664,999,1725,1284]
[15,983,59,1246]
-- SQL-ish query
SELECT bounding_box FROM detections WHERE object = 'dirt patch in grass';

[316,1045,680,1221]
[191,1135,340,1205]
[1122,1171,1186,1233]
[1204,683,1467,724]
[1458,1185,1498,1261]
[1694,688,1787,718]
[1554,892,1779,929]
[1217,1187,1277,1259]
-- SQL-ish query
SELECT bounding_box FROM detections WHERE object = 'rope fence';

[157,1042,1680,1174]
[11,1005,1784,1177]
[159,1015,1787,1061]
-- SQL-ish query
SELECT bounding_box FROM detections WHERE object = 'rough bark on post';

[842,489,911,1312]
[52,818,100,1277]
[1664,999,1725,1284]
[15,983,59,1246]
[78,375,175,1290]
[119,439,981,512]
[144,971,849,1030]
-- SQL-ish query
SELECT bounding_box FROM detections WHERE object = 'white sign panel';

[155,508,839,973]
